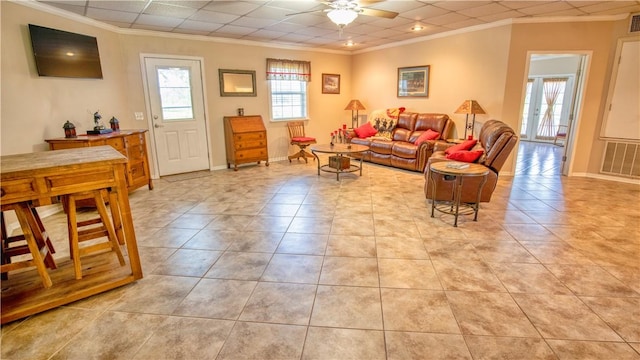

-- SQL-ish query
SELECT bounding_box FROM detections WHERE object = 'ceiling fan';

[286,0,398,31]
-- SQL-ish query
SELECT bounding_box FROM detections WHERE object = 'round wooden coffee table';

[310,143,369,180]
[429,161,489,227]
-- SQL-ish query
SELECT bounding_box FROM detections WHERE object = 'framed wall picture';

[322,73,340,94]
[397,65,430,97]
[219,69,257,97]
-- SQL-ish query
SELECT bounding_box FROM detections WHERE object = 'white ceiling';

[36,0,640,51]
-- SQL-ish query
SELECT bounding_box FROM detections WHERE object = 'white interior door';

[144,57,209,176]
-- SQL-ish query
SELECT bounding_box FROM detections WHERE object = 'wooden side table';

[428,161,489,227]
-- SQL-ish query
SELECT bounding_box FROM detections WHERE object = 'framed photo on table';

[397,65,430,97]
[322,73,340,94]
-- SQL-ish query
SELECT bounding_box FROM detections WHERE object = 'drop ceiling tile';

[458,3,512,18]
[432,1,493,12]
[136,13,185,27]
[369,16,414,28]
[154,0,209,9]
[587,5,640,15]
[443,18,486,30]
[42,0,86,5]
[189,9,240,23]
[281,13,327,26]
[343,23,386,35]
[499,1,549,10]
[518,2,575,15]
[216,24,258,36]
[477,10,527,23]
[131,23,176,32]
[144,2,198,18]
[87,0,147,13]
[86,8,139,23]
[399,5,450,21]
[101,20,135,29]
[232,16,281,28]
[250,4,293,20]
[367,0,426,13]
[265,22,307,33]
[177,19,224,32]
[246,29,287,40]
[424,12,471,26]
[202,1,263,15]
[41,2,86,15]
[268,1,323,12]
[573,1,640,14]
[276,33,316,43]
[293,25,337,37]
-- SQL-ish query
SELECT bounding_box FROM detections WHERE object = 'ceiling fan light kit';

[327,8,358,27]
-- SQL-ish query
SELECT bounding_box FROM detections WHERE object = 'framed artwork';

[219,69,256,97]
[397,65,430,97]
[322,73,340,94]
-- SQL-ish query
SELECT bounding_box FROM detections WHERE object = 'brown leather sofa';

[424,119,518,203]
[350,112,452,172]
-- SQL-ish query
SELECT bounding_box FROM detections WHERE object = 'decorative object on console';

[398,65,430,97]
[344,99,366,129]
[322,73,340,94]
[87,111,112,135]
[454,100,486,140]
[63,121,76,138]
[109,117,120,131]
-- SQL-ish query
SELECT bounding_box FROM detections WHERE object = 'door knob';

[154,124,164,128]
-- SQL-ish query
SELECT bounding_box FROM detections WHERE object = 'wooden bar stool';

[64,188,125,280]
[0,202,55,288]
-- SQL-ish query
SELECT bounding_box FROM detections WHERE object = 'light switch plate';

[134,112,144,121]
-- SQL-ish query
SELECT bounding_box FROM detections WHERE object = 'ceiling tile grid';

[35,0,640,51]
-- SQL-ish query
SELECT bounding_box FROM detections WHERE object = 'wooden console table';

[0,146,143,324]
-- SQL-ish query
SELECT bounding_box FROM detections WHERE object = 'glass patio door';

[520,77,573,142]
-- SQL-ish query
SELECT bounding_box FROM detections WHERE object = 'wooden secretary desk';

[223,115,269,171]
[46,129,153,192]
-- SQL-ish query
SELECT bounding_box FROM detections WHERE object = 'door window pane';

[157,67,194,120]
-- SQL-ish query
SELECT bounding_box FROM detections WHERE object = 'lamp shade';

[327,9,358,26]
[454,100,486,115]
[344,99,366,111]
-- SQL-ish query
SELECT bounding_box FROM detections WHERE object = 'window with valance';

[267,58,311,121]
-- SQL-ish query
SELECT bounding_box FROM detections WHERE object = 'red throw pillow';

[446,150,484,163]
[354,122,378,138]
[444,139,477,155]
[414,129,440,145]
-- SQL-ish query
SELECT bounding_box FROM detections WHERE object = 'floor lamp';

[454,100,486,139]
[344,100,366,129]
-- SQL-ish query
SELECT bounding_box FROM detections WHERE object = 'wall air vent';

[601,141,640,178]
[630,13,640,33]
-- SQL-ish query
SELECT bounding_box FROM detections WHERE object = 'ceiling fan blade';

[285,9,326,17]
[360,7,398,19]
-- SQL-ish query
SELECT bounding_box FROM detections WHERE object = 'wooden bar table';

[0,146,143,324]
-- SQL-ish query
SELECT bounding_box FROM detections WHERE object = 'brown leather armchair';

[424,120,518,203]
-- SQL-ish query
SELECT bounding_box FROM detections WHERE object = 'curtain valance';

[266,58,311,82]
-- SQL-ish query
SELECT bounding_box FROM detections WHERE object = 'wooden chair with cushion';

[287,121,316,163]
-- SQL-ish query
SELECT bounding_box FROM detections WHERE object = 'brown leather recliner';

[424,119,518,203]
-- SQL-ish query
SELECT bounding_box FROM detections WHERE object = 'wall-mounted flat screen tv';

[28,24,103,79]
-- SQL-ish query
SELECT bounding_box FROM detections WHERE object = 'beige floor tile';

[431,258,506,292]
[512,293,622,341]
[424,239,483,261]
[520,241,595,265]
[472,240,539,263]
[503,224,562,242]
[181,229,239,250]
[302,327,386,360]
[132,317,234,359]
[151,249,221,277]
[1,307,102,359]
[276,233,328,255]
[378,258,442,290]
[221,202,265,215]
[239,282,316,325]
[259,203,300,216]
[385,332,471,359]
[603,265,640,294]
[325,234,377,257]
[110,274,199,315]
[545,340,640,360]
[490,262,572,294]
[165,213,216,229]
[261,254,323,283]
[173,279,256,319]
[287,216,333,234]
[373,218,421,237]
[204,214,253,231]
[446,291,539,337]
[546,264,638,297]
[381,288,459,333]
[310,285,383,329]
[376,236,429,259]
[137,227,199,248]
[245,215,292,233]
[51,311,167,360]
[217,321,307,360]
[319,256,379,286]
[204,251,272,280]
[226,231,284,252]
[581,296,640,342]
[330,216,375,236]
[464,335,556,359]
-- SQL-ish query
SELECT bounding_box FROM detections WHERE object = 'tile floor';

[1,148,639,359]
